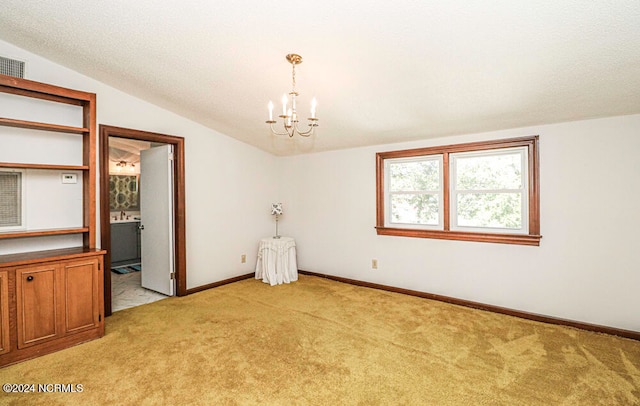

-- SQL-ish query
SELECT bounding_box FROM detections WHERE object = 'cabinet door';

[0,271,9,355]
[16,264,61,348]
[62,258,101,334]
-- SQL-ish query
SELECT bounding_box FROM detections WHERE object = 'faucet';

[120,210,126,220]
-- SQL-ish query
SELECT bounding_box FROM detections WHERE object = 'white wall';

[3,39,639,332]
[0,39,279,289]
[279,115,640,332]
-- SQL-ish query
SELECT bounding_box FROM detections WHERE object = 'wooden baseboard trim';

[1,327,102,368]
[185,273,255,295]
[299,270,640,341]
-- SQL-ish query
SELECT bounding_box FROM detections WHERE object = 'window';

[376,136,540,245]
[0,169,26,230]
[386,155,443,228]
[450,147,528,233]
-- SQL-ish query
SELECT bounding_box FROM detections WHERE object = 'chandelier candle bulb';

[268,101,273,121]
[282,95,287,115]
[311,97,317,118]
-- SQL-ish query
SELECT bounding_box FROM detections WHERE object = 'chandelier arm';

[284,121,295,138]
[294,121,316,137]
[268,122,292,137]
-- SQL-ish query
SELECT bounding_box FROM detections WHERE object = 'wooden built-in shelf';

[0,247,106,268]
[0,117,88,134]
[0,78,90,106]
[0,75,103,368]
[0,227,89,240]
[0,162,89,171]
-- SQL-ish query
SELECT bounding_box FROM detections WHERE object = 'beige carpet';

[1,275,639,405]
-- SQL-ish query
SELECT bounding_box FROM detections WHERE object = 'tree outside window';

[376,136,540,246]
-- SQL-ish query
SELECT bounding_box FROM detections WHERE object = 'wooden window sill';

[375,227,541,246]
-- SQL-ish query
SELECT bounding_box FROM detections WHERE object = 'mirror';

[109,175,139,210]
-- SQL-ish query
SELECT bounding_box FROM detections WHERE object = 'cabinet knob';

[139,224,145,230]
[26,275,34,282]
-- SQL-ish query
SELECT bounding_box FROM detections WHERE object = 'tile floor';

[111,270,168,312]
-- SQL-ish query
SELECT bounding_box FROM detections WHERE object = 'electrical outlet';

[372,259,378,269]
[241,254,246,263]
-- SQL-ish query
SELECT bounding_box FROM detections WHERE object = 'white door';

[140,144,175,296]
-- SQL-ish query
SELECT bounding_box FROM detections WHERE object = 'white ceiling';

[1,1,639,156]
[109,137,151,165]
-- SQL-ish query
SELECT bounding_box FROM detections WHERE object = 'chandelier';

[266,53,318,137]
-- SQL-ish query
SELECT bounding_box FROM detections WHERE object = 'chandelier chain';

[292,63,296,92]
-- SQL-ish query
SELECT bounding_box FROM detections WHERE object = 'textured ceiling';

[109,138,151,165]
[1,1,639,155]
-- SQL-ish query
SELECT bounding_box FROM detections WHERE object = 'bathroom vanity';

[110,220,141,265]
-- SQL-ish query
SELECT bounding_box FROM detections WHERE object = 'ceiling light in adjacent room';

[115,161,135,172]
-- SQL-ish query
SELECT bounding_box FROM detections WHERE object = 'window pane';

[457,193,522,229]
[390,160,439,191]
[390,194,439,225]
[456,152,522,190]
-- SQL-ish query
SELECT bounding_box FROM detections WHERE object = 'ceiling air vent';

[0,56,25,78]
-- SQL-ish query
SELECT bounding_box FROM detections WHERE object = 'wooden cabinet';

[15,256,101,350]
[0,271,9,356]
[0,76,104,367]
[16,263,60,348]
[63,258,101,334]
[0,249,104,367]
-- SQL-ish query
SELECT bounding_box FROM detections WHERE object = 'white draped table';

[255,237,298,286]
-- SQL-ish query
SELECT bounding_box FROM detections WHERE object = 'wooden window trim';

[376,136,541,246]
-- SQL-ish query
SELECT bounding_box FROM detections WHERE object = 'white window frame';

[384,155,444,230]
[450,146,529,234]
[0,169,27,231]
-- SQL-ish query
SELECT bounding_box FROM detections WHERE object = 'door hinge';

[99,314,102,322]
[98,263,101,270]
[170,272,175,280]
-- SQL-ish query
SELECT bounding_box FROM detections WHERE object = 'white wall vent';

[0,56,26,78]
[0,170,24,228]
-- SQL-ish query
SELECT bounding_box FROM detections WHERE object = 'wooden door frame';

[99,125,187,316]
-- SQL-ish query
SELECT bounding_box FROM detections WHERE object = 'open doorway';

[99,125,186,316]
